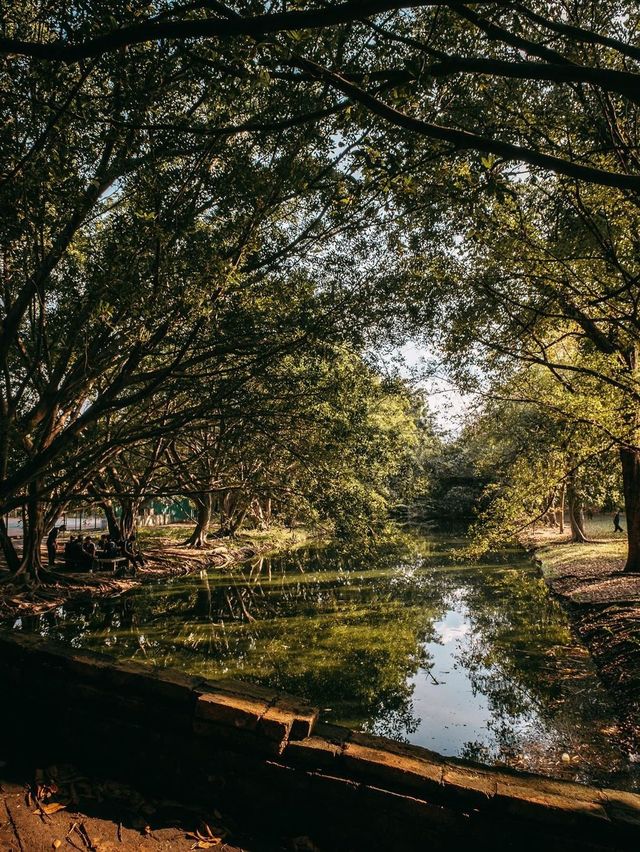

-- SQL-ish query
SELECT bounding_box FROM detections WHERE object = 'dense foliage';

[2,1,640,578]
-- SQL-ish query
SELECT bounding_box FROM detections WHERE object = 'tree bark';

[620,446,640,573]
[559,483,565,534]
[118,499,138,540]
[0,514,20,573]
[99,500,120,539]
[16,480,45,583]
[214,501,248,538]
[567,473,588,543]
[185,495,212,548]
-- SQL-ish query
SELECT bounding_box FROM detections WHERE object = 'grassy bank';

[524,517,640,755]
[526,516,627,586]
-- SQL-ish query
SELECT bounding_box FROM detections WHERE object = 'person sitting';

[118,533,145,576]
[64,536,84,569]
[63,535,75,565]
[82,536,96,569]
[105,537,120,557]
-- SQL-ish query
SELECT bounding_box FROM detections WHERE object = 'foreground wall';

[0,631,639,851]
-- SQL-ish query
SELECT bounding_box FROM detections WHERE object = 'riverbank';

[0,524,319,620]
[523,521,640,755]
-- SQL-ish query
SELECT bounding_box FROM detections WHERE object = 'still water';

[8,528,639,789]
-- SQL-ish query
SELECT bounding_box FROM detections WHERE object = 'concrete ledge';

[1,630,639,850]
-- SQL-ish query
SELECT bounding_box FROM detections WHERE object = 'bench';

[62,555,127,573]
[94,556,128,573]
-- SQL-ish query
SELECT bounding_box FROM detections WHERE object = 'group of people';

[46,525,145,574]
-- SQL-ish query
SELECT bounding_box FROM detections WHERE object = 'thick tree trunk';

[185,495,212,548]
[16,481,45,584]
[100,500,120,539]
[620,446,640,573]
[567,474,588,543]
[118,499,138,540]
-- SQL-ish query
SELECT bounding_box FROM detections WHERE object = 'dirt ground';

[524,519,640,755]
[0,758,320,852]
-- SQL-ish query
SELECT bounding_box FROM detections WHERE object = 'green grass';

[136,522,321,552]
[532,514,627,579]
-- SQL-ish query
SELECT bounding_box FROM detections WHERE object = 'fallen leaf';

[53,841,62,849]
[41,802,68,815]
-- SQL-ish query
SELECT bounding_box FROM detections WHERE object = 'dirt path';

[524,527,640,755]
[0,776,245,851]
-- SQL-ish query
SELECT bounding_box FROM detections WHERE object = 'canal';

[8,527,639,790]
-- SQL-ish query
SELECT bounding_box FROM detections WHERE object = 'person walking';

[614,510,624,533]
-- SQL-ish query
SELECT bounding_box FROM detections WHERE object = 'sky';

[394,341,472,435]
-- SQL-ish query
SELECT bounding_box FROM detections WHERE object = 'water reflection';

[7,530,639,789]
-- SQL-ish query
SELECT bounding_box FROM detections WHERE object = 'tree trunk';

[118,499,138,540]
[545,493,557,527]
[559,484,565,534]
[567,473,588,543]
[100,500,120,539]
[16,480,45,584]
[226,505,248,536]
[214,504,248,538]
[185,495,212,548]
[620,446,640,573]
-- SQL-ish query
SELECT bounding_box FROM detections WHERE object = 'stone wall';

[0,631,639,850]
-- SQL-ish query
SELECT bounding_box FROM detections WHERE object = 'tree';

[0,10,421,582]
[451,368,623,555]
[3,2,639,191]
[406,166,640,567]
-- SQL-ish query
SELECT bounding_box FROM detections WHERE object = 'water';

[6,528,638,789]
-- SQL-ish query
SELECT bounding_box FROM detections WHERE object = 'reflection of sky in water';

[392,604,545,758]
[409,607,489,754]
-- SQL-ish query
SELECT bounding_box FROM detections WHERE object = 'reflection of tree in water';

[16,530,634,784]
[450,564,630,781]
[21,536,451,737]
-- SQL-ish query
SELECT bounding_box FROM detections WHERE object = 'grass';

[137,522,322,553]
[526,514,627,580]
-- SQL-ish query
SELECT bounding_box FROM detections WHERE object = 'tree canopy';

[3,0,640,578]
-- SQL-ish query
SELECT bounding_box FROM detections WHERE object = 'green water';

[9,528,639,789]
